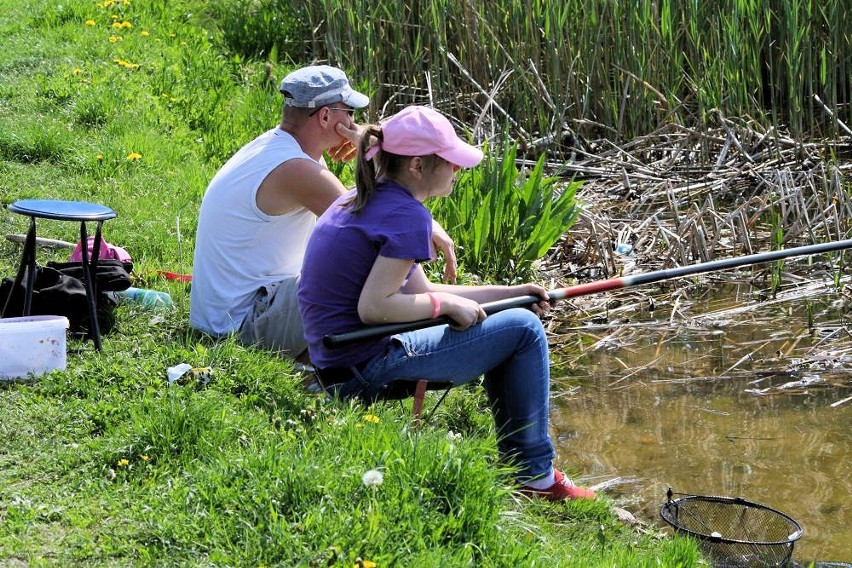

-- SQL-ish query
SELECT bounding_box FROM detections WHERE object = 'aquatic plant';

[429,142,580,282]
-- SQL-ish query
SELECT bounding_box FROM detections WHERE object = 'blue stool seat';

[3,199,117,350]
[8,199,116,223]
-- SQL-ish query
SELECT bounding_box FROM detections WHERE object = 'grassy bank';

[0,1,701,566]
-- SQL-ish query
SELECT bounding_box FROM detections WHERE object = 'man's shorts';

[239,274,307,358]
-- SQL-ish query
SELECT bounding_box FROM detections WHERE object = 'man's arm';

[255,158,346,216]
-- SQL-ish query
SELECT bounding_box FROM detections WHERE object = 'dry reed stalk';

[546,122,851,283]
[830,395,852,407]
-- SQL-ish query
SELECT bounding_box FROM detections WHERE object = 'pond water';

[549,279,852,564]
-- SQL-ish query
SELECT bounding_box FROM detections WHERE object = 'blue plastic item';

[118,287,173,310]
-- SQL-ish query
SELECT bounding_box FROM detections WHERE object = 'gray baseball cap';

[279,65,369,109]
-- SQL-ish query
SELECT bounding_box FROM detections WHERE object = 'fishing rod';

[323,238,852,348]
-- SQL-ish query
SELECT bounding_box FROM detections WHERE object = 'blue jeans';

[336,308,555,480]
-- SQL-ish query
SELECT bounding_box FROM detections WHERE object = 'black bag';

[0,260,132,335]
[46,259,133,292]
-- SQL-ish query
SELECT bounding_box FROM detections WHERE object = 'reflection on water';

[549,280,852,563]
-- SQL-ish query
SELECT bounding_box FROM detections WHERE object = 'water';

[549,279,852,563]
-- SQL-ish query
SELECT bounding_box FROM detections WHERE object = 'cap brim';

[438,142,484,168]
[341,89,370,109]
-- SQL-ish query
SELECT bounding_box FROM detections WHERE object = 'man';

[190,65,456,362]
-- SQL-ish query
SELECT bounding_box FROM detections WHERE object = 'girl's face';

[426,157,460,198]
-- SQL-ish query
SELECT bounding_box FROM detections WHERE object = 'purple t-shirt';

[298,181,433,369]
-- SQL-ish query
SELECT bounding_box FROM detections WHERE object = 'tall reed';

[286,0,851,154]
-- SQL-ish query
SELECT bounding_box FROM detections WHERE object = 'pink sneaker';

[522,469,597,501]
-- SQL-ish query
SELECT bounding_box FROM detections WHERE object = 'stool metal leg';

[1,217,37,317]
[422,386,452,425]
[22,218,37,315]
[77,220,103,350]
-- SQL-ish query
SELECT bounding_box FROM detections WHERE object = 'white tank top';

[190,127,317,335]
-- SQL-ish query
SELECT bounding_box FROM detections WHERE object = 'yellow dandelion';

[72,68,82,75]
[121,21,132,28]
[127,152,142,161]
[85,19,95,26]
[140,454,149,461]
[140,30,149,37]
[117,458,129,467]
[354,560,377,568]
[108,35,121,42]
[113,59,139,69]
[123,0,131,5]
[96,153,103,161]
[363,414,380,423]
[111,21,122,28]
[111,14,119,20]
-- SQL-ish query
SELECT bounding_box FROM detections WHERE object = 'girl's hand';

[430,220,457,283]
[512,284,552,317]
[442,293,486,330]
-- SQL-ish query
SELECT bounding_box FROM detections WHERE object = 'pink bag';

[69,236,132,263]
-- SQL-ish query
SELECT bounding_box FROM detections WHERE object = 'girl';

[298,106,595,501]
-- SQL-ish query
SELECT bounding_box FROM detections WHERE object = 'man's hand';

[328,123,364,163]
[431,220,457,283]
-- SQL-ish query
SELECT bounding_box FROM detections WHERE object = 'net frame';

[660,490,804,567]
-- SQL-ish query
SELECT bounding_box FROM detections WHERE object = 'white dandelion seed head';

[362,469,384,487]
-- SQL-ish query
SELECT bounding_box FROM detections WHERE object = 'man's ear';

[319,107,331,126]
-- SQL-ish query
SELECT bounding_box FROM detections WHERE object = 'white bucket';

[0,315,70,380]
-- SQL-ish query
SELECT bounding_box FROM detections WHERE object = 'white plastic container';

[0,315,70,380]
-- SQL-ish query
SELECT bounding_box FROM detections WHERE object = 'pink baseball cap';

[370,106,483,168]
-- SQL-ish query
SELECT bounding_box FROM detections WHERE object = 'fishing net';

[660,489,804,567]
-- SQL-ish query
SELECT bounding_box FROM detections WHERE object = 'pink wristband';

[426,292,441,319]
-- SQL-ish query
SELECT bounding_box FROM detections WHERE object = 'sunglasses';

[309,106,356,117]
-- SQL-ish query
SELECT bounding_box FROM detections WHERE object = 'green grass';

[0,1,703,565]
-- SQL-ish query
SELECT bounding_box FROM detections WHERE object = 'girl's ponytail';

[352,125,384,213]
